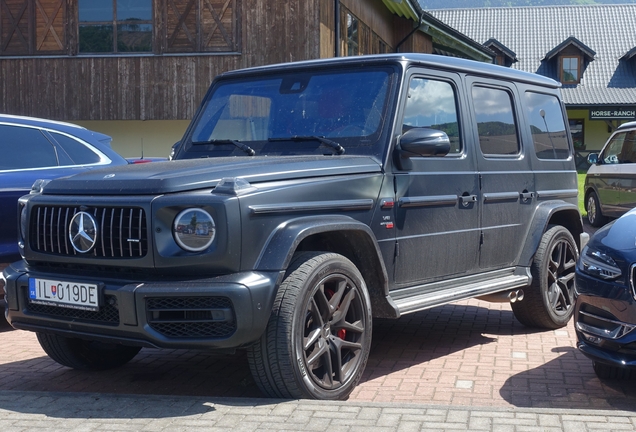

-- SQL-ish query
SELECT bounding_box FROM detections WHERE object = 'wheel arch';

[518,201,584,267]
[254,215,399,319]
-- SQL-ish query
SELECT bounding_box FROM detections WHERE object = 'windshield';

[180,67,393,159]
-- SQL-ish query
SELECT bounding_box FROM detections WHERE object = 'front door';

[392,71,480,287]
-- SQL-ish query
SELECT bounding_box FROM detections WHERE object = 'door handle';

[520,192,534,202]
[460,195,477,207]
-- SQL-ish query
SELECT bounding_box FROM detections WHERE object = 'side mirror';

[400,128,451,157]
[587,153,599,165]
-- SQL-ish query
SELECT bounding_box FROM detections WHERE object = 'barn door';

[166,0,237,53]
[1,0,31,54]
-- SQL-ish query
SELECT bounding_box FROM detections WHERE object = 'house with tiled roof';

[428,4,636,158]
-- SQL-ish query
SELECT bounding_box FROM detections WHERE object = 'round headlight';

[19,202,28,244]
[173,208,216,252]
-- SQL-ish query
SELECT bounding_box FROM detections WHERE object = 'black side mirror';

[587,153,599,165]
[394,128,451,171]
[400,128,451,157]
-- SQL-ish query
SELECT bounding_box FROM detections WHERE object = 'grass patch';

[578,171,586,216]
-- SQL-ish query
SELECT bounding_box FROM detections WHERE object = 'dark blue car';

[575,209,636,379]
[0,115,127,279]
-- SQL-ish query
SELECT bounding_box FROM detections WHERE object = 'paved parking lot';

[1,297,635,413]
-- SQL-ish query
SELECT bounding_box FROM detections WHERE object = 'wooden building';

[0,0,493,157]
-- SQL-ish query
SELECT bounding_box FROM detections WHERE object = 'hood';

[596,209,636,252]
[41,155,382,195]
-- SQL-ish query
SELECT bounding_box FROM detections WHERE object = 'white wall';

[72,120,191,158]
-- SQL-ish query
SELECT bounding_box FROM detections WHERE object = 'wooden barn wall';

[0,0,320,121]
[340,0,394,47]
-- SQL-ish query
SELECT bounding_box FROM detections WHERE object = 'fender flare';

[518,201,584,267]
[254,214,399,318]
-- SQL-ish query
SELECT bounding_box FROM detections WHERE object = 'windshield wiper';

[268,136,345,155]
[191,139,255,156]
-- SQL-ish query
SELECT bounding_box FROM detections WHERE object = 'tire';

[511,225,578,329]
[37,333,141,370]
[586,192,607,227]
[247,252,372,400]
[593,361,636,380]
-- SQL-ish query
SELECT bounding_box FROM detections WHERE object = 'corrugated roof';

[427,5,636,106]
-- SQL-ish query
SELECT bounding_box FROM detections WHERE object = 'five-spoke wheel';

[511,225,578,329]
[247,252,372,400]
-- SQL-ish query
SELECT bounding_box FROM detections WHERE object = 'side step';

[392,274,530,316]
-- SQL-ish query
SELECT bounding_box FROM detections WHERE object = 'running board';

[392,274,530,316]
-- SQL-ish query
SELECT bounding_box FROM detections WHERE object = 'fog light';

[583,333,603,344]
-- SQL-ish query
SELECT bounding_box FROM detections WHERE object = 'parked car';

[584,121,636,226]
[3,54,586,400]
[0,115,128,306]
[575,208,636,379]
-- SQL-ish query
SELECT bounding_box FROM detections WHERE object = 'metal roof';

[427,4,636,107]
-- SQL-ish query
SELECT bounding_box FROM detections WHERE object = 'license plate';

[28,278,100,311]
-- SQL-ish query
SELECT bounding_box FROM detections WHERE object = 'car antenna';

[540,109,558,159]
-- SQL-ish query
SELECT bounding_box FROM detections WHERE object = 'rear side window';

[403,77,462,154]
[472,86,519,156]
[524,92,570,160]
[50,132,102,165]
[0,125,58,170]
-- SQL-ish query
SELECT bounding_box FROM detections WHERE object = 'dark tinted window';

[472,86,519,156]
[0,125,58,170]
[525,92,570,160]
[403,77,462,154]
[50,132,102,165]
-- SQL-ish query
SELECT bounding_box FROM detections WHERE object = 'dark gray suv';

[2,54,586,400]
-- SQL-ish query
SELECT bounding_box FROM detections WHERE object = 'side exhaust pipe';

[477,289,525,303]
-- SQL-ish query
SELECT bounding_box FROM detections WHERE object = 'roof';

[483,38,517,63]
[427,4,636,107]
[543,36,595,62]
[221,53,559,88]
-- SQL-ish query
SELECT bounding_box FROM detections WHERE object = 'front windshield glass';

[181,68,393,158]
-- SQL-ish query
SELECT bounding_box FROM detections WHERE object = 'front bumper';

[3,261,283,350]
[574,269,636,369]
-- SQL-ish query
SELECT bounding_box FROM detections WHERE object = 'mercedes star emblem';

[69,211,98,253]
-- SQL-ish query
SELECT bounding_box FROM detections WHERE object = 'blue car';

[575,209,636,379]
[0,115,128,282]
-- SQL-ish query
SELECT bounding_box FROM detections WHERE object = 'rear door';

[617,130,636,211]
[591,132,625,216]
[465,78,533,270]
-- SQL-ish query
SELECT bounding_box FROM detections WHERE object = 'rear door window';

[472,86,519,156]
[0,125,58,170]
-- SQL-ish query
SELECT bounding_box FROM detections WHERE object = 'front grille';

[26,294,120,325]
[30,205,147,258]
[146,296,236,338]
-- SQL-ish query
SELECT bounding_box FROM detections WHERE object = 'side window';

[0,125,58,170]
[403,77,462,154]
[472,86,519,156]
[601,133,625,164]
[619,131,636,164]
[50,132,103,165]
[524,92,570,160]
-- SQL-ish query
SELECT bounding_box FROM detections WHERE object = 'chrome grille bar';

[30,205,147,258]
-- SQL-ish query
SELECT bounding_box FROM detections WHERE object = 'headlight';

[173,208,216,252]
[19,201,28,244]
[580,245,622,280]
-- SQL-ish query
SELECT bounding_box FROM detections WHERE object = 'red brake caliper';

[326,289,347,340]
